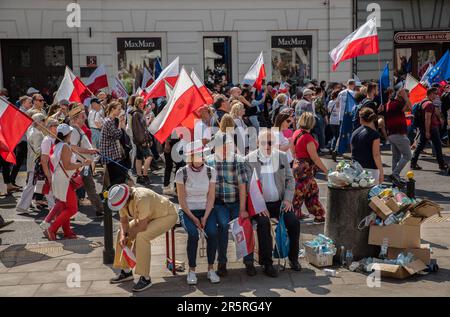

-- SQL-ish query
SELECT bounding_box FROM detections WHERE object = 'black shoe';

[245,263,257,276]
[332,151,337,162]
[217,263,228,277]
[289,260,302,271]
[0,215,13,230]
[411,163,422,170]
[439,163,449,171]
[264,264,278,278]
[110,270,133,284]
[132,276,152,292]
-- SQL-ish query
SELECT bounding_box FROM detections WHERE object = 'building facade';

[0,0,449,101]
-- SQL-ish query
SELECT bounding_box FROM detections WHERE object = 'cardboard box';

[385,198,400,213]
[368,224,421,249]
[410,200,443,218]
[304,245,333,267]
[387,244,431,265]
[375,259,427,279]
[369,196,397,220]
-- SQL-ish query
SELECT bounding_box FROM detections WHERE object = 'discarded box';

[304,245,333,267]
[374,259,427,279]
[369,196,397,220]
[387,244,431,265]
[409,200,442,218]
[368,224,421,249]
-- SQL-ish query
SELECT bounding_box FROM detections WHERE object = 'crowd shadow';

[414,189,450,206]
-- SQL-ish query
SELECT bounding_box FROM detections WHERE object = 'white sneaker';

[39,221,50,230]
[187,271,197,285]
[162,186,174,195]
[207,270,221,284]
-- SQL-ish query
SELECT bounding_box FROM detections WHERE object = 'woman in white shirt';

[327,89,341,154]
[176,140,220,286]
[230,102,249,152]
[272,110,294,164]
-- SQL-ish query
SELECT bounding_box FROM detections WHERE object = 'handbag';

[59,162,84,190]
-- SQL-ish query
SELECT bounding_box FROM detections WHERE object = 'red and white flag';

[247,169,267,217]
[122,246,136,269]
[144,57,179,101]
[0,98,33,164]
[243,51,266,91]
[85,64,108,94]
[230,217,255,259]
[111,76,129,100]
[141,67,154,89]
[190,69,213,104]
[405,74,427,105]
[55,67,91,103]
[277,82,289,94]
[149,67,205,143]
[330,17,379,71]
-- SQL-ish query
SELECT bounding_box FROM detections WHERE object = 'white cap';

[27,87,39,95]
[57,123,73,136]
[107,184,130,211]
[303,88,314,96]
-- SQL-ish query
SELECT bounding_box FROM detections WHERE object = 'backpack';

[412,100,427,128]
[273,210,290,260]
[182,165,212,184]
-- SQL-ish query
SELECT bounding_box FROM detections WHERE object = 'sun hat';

[57,123,73,136]
[68,105,84,119]
[302,88,314,96]
[107,184,131,211]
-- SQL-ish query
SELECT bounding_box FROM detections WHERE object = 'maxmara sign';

[271,35,312,48]
[117,37,162,50]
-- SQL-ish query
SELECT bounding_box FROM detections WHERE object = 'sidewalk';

[1,214,449,297]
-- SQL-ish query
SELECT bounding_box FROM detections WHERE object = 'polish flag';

[230,217,255,259]
[85,64,108,94]
[190,69,213,104]
[0,97,33,164]
[247,169,267,217]
[277,82,289,94]
[144,57,179,101]
[330,17,379,71]
[122,246,136,269]
[141,67,154,89]
[111,76,129,100]
[55,67,91,103]
[243,52,266,91]
[405,74,427,105]
[149,67,206,143]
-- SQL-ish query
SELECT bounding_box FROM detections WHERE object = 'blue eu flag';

[428,50,450,84]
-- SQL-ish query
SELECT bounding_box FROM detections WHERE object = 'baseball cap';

[57,123,73,136]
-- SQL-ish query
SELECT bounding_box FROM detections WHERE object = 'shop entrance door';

[1,39,72,102]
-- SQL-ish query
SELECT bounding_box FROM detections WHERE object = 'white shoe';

[162,186,174,195]
[320,148,329,153]
[207,270,220,284]
[187,271,197,285]
[39,221,50,230]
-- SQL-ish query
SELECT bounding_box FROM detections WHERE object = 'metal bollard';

[103,194,115,264]
[406,171,416,199]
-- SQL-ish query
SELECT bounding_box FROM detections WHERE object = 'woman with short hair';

[292,112,328,222]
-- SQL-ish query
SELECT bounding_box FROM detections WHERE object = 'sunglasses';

[36,99,45,102]
[286,119,293,124]
[260,141,272,147]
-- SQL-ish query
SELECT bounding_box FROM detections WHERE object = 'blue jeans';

[179,209,218,268]
[214,202,253,265]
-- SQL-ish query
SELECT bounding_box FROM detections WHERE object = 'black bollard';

[406,178,416,199]
[103,195,115,264]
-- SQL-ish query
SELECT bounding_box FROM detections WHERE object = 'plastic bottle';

[384,213,398,226]
[324,269,339,277]
[345,249,353,267]
[379,238,389,259]
[340,246,346,267]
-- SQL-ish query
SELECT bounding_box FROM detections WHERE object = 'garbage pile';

[359,184,443,279]
[304,234,336,267]
[328,160,375,188]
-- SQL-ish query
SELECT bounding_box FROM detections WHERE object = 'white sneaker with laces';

[39,221,50,230]
[187,271,197,285]
[207,270,220,284]
[162,186,174,195]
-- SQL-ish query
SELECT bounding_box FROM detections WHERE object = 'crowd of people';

[0,73,449,292]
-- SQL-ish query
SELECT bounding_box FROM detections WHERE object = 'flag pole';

[378,54,383,106]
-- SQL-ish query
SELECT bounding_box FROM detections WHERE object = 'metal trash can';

[325,186,379,262]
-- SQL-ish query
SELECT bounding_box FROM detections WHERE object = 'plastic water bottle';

[345,249,353,267]
[379,238,389,259]
[340,246,346,267]
[384,213,398,226]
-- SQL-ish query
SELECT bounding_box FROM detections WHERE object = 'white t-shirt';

[88,109,104,129]
[41,136,55,156]
[194,120,212,142]
[273,130,293,163]
[175,165,217,210]
[258,152,280,202]
[70,127,94,161]
[327,100,340,125]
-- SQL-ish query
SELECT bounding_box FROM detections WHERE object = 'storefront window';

[271,35,312,86]
[117,37,162,93]
[394,48,412,78]
[44,45,66,67]
[203,37,232,89]
[417,49,438,78]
